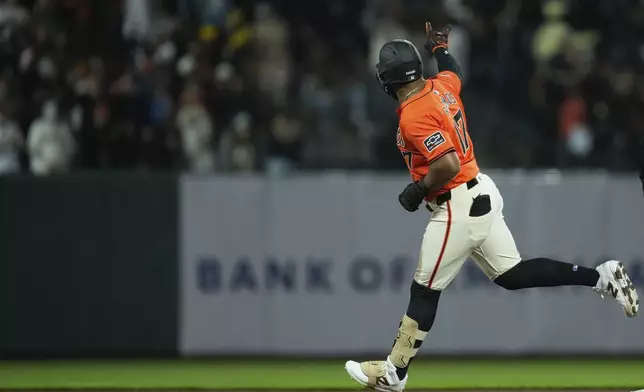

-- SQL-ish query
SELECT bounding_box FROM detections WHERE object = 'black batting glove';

[398,181,429,212]
[424,22,451,54]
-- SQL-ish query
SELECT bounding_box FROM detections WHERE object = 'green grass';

[0,359,643,389]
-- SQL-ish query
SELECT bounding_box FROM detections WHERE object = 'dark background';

[0,175,178,357]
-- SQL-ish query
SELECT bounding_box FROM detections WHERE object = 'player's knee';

[411,279,442,297]
[407,280,441,331]
[494,263,525,290]
[494,276,522,290]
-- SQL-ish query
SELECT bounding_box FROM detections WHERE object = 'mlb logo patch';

[423,132,446,152]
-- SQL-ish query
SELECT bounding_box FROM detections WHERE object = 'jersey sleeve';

[401,113,456,164]
[436,71,462,95]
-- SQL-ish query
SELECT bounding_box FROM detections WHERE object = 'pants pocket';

[469,194,491,217]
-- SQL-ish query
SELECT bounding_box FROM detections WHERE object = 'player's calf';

[391,281,440,379]
[494,258,638,317]
[494,257,599,290]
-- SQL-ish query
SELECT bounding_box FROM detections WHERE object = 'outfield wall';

[179,172,644,356]
[0,174,178,358]
[1,172,643,357]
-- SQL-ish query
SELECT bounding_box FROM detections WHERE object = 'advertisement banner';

[180,172,644,355]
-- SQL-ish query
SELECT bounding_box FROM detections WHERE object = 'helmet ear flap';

[376,71,399,100]
[376,69,386,91]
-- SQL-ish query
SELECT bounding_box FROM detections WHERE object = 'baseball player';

[345,22,639,392]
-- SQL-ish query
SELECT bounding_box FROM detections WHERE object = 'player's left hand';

[398,181,428,212]
[425,22,451,53]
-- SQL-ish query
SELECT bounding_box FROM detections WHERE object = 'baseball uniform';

[397,71,521,290]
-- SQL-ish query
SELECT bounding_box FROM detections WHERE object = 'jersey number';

[453,109,470,153]
[402,151,413,169]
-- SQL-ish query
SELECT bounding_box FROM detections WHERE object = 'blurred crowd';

[259,0,644,170]
[0,0,256,175]
[0,0,642,175]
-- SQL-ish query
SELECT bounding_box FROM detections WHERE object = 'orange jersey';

[396,71,479,199]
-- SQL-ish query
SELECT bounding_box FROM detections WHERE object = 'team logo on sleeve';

[423,132,446,152]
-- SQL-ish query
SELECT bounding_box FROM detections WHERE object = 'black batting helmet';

[376,39,423,98]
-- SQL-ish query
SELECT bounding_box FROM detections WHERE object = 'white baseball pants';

[415,173,522,290]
